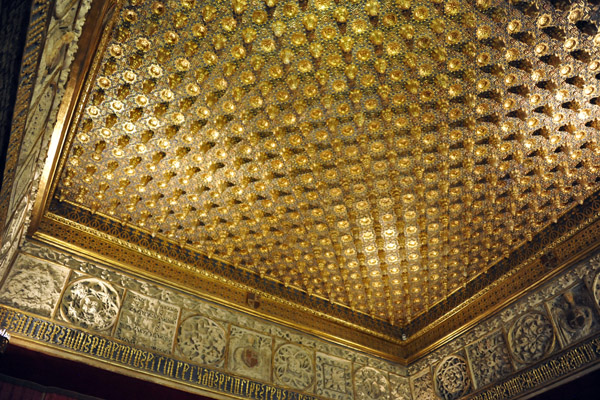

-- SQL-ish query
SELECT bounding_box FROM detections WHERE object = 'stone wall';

[0,240,407,400]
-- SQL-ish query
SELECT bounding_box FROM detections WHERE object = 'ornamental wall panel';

[0,241,405,400]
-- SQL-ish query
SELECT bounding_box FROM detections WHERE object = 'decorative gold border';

[23,0,600,362]
[32,220,407,362]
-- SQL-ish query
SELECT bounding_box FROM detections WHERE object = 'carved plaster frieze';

[273,344,315,391]
[354,366,389,400]
[410,369,436,400]
[0,194,32,280]
[433,355,472,400]
[228,326,272,382]
[316,353,353,400]
[465,330,513,389]
[409,251,600,375]
[0,253,69,317]
[389,373,411,400]
[176,315,226,367]
[115,290,179,353]
[60,277,120,331]
[4,0,92,246]
[18,240,404,376]
[508,311,556,366]
[548,283,600,347]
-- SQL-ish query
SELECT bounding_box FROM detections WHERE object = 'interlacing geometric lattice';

[56,0,600,325]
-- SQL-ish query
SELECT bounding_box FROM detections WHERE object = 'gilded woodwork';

[27,0,600,358]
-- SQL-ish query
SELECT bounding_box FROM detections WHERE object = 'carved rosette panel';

[176,316,226,367]
[0,254,69,317]
[60,278,120,330]
[508,312,555,365]
[316,353,352,400]
[354,367,389,400]
[434,356,471,400]
[273,344,314,390]
[466,330,513,389]
[228,326,272,382]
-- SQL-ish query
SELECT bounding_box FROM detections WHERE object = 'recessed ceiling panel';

[51,0,600,341]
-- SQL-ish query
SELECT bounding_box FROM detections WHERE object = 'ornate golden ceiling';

[37,0,600,357]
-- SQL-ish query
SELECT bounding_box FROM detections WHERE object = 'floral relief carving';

[354,367,389,400]
[466,330,513,389]
[508,312,555,365]
[592,271,600,310]
[60,278,120,330]
[176,315,226,367]
[273,344,314,390]
[316,353,352,400]
[0,254,69,316]
[434,355,471,400]
[20,242,403,381]
[0,195,31,280]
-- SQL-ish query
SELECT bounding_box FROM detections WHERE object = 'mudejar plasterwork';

[434,355,471,400]
[176,315,227,367]
[273,344,314,390]
[508,311,555,365]
[354,367,389,400]
[60,278,120,331]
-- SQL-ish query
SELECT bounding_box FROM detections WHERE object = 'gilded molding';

[35,216,407,361]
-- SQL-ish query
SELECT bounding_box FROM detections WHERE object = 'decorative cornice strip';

[49,200,404,339]
[0,305,320,400]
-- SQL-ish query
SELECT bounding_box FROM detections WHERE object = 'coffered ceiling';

[32,0,600,360]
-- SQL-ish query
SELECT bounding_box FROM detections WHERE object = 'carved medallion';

[434,356,471,400]
[508,312,555,365]
[273,344,314,390]
[354,367,389,400]
[60,278,120,330]
[176,316,226,366]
